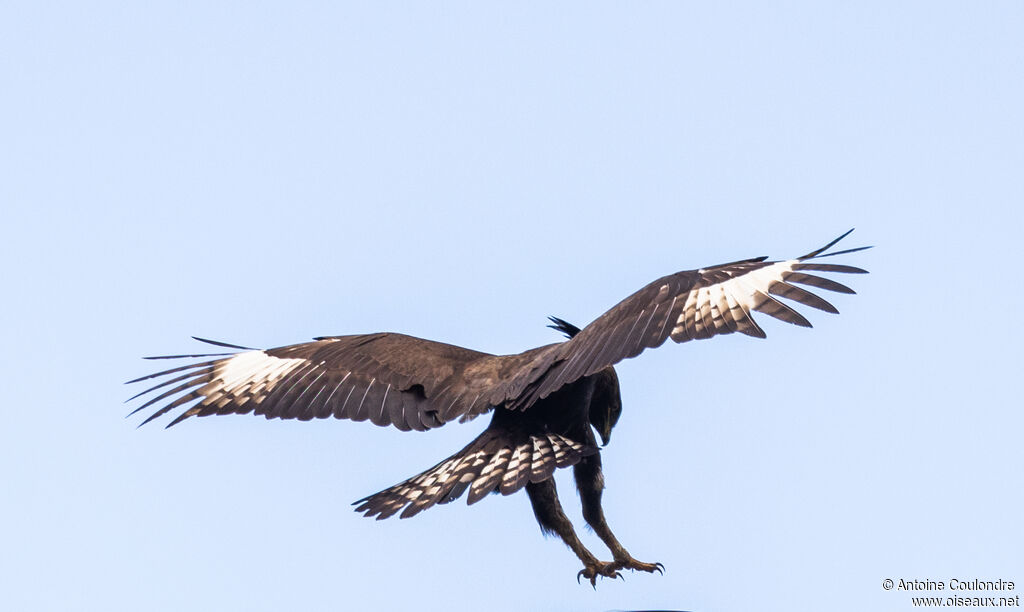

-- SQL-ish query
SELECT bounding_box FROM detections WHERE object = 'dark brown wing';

[128,231,867,427]
[504,230,870,409]
[127,333,558,431]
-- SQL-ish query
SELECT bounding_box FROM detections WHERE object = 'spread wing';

[505,229,870,408]
[128,230,868,427]
[126,332,557,431]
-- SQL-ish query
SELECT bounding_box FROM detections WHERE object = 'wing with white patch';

[128,231,868,425]
[509,230,870,408]
[126,333,548,431]
[353,423,596,520]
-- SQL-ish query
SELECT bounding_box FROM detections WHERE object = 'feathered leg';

[525,478,621,586]
[573,453,663,576]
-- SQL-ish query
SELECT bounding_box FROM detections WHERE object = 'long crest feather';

[547,316,582,339]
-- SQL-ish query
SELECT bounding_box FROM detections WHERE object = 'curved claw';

[654,562,665,575]
[576,569,598,589]
[576,562,621,588]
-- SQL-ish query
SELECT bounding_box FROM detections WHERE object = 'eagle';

[127,230,868,586]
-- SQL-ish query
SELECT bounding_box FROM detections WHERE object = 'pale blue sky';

[2,2,1022,611]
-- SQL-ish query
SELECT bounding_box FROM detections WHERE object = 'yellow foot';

[614,557,665,575]
[577,560,623,588]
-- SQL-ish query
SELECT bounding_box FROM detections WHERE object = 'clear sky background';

[2,3,1022,611]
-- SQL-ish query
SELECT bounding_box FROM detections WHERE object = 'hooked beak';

[599,427,612,447]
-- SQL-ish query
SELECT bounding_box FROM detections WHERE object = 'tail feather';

[353,429,596,520]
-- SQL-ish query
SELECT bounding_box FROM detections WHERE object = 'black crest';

[547,316,582,339]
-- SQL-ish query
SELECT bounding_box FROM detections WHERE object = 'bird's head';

[589,367,622,446]
[547,316,623,446]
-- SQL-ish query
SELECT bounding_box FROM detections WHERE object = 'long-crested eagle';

[127,231,868,585]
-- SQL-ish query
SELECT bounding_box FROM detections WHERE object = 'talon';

[612,556,664,576]
[576,560,623,587]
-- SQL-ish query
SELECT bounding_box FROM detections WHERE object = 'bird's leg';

[525,479,621,587]
[573,454,664,576]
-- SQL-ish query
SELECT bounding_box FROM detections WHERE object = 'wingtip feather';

[798,228,870,260]
[190,336,257,351]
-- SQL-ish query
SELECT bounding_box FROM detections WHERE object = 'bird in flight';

[127,230,868,586]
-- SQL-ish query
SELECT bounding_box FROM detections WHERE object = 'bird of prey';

[127,230,868,586]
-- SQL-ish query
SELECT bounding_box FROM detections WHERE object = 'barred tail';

[354,429,596,520]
